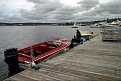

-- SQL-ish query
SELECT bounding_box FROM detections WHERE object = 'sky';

[0,0,121,23]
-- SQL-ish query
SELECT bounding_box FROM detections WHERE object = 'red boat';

[17,38,71,67]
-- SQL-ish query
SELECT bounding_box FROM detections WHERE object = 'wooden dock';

[4,35,121,81]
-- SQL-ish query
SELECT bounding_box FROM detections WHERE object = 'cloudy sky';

[0,0,121,23]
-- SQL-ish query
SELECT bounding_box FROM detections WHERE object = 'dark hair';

[76,29,79,32]
[76,29,81,38]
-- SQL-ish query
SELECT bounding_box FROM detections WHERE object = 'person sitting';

[70,35,81,48]
[76,29,81,39]
[76,29,84,44]
[69,35,77,48]
[69,29,85,48]
[72,35,80,43]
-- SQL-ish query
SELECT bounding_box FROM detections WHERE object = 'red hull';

[18,38,71,64]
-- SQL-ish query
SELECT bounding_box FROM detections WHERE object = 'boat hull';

[74,33,97,41]
[18,38,71,69]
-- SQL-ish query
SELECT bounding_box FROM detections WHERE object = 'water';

[0,26,100,81]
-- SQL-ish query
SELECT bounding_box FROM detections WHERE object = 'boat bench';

[32,45,48,55]
[47,46,56,51]
[18,47,31,55]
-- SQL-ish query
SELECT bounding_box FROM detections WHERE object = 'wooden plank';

[42,35,121,80]
[4,74,36,81]
[40,62,121,81]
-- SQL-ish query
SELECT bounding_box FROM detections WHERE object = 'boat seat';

[32,45,48,55]
[36,50,45,54]
[19,47,30,53]
[19,48,30,55]
[47,46,56,51]
[23,50,30,54]
[32,45,40,50]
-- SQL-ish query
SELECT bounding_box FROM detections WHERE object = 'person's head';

[76,29,79,32]
[91,32,93,34]
[74,35,76,39]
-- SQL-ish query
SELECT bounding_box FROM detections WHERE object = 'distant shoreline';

[1,17,121,26]
[0,23,85,26]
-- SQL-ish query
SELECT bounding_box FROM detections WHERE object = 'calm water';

[0,26,100,81]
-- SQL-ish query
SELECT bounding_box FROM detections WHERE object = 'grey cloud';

[78,0,121,21]
[34,1,62,14]
[19,0,80,22]
[27,0,49,4]
[44,6,80,22]
[19,0,121,22]
[95,0,121,14]
[0,14,24,22]
[1,0,121,23]
[77,0,99,10]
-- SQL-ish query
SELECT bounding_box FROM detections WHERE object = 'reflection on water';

[0,26,100,80]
